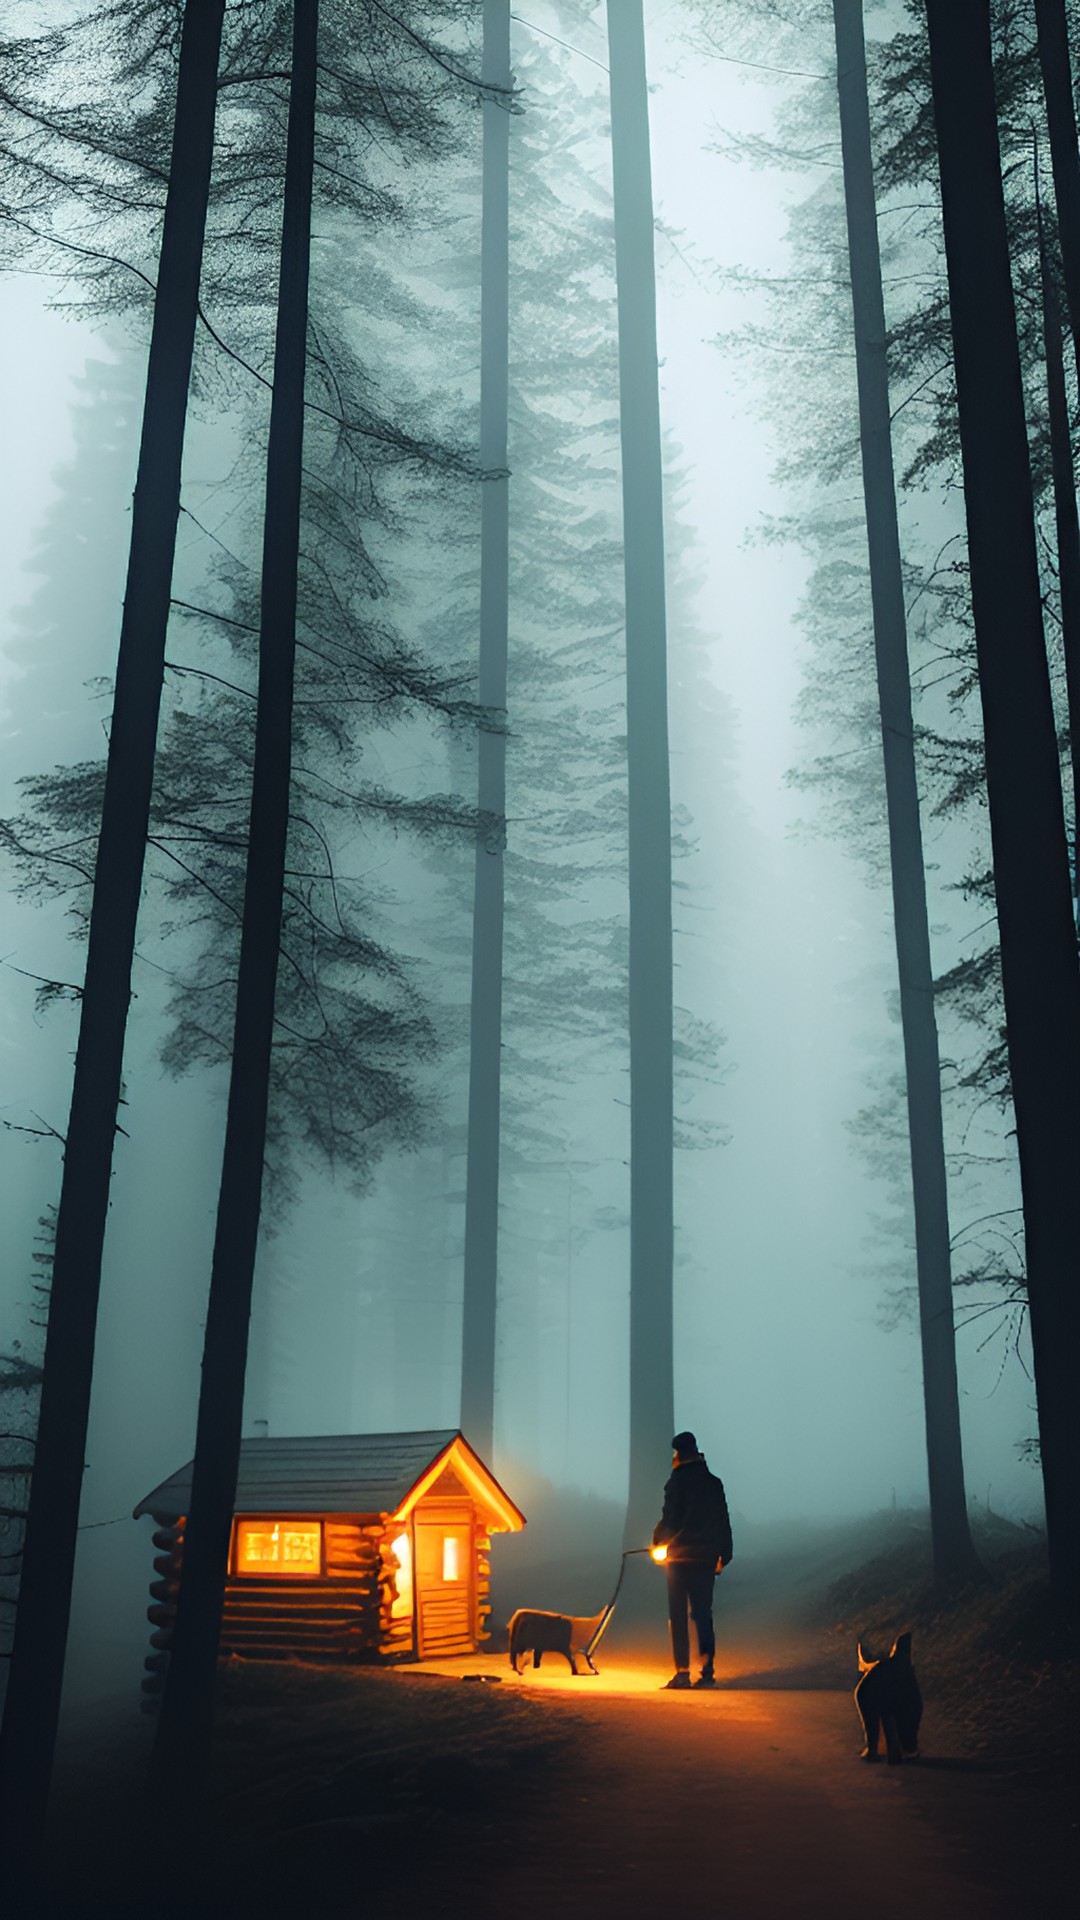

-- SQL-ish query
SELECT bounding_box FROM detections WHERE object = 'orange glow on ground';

[403,1651,775,1701]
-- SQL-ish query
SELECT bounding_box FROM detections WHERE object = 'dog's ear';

[889,1632,912,1663]
[857,1641,877,1673]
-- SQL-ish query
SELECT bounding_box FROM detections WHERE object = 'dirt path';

[462,1677,1014,1919]
[392,1572,1069,1920]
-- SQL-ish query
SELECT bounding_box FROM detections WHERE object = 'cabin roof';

[132,1428,525,1532]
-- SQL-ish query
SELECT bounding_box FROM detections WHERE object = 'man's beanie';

[672,1430,698,1460]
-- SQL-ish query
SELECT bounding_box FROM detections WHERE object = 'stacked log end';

[140,1513,183,1712]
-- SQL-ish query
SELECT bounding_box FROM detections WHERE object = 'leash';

[584,1547,655,1660]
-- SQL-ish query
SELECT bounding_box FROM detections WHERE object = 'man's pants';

[666,1561,716,1670]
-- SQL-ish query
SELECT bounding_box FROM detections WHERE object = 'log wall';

[217,1517,382,1661]
[138,1512,397,1698]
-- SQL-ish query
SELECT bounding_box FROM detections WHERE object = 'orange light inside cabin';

[390,1531,413,1617]
[235,1518,322,1576]
[442,1535,460,1582]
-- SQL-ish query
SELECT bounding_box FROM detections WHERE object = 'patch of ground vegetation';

[804,1511,1079,1901]
[819,1518,1078,1773]
[42,1662,587,1916]
[209,1658,581,1849]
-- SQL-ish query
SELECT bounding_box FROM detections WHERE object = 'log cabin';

[133,1429,525,1700]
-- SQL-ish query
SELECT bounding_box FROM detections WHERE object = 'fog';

[0,1,1041,1713]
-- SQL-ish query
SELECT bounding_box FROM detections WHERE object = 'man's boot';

[693,1662,716,1689]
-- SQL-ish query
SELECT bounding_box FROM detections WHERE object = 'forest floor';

[33,1508,1079,1918]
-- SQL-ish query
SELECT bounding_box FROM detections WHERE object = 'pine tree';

[925,0,1080,1617]
[1033,137,1080,924]
[1,0,488,1835]
[694,0,1075,1484]
[0,0,225,1860]
[150,0,319,1794]
[832,0,980,1586]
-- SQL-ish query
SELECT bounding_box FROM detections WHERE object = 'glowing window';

[234,1518,322,1577]
[442,1535,460,1582]
[390,1531,413,1618]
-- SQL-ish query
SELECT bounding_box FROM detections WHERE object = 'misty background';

[0,0,1039,1707]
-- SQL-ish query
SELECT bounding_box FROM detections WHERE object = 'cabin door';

[414,1511,473,1657]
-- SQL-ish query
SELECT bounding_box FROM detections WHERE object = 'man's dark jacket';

[652,1454,733,1567]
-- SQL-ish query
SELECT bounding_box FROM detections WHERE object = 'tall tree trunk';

[832,0,981,1586]
[1035,145,1080,930]
[925,0,1080,1619]
[1034,0,1080,394]
[150,0,318,1793]
[460,0,511,1462]
[0,0,224,1862]
[606,0,675,1549]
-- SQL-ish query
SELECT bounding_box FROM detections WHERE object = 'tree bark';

[832,0,981,1586]
[460,0,511,1463]
[606,0,675,1549]
[1034,0,1080,394]
[1035,147,1080,932]
[925,0,1080,1618]
[0,0,224,1862]
[150,0,318,1793]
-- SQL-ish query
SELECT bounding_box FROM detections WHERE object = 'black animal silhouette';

[855,1631,922,1764]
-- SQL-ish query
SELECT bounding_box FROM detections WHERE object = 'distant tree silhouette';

[606,0,676,1547]
[460,0,512,1461]
[0,1215,52,1677]
[352,11,641,1459]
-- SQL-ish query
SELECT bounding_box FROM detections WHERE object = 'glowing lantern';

[651,1544,668,1563]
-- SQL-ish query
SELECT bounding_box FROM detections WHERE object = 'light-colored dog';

[507,1605,608,1675]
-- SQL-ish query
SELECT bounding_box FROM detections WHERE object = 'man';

[652,1429,733,1690]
